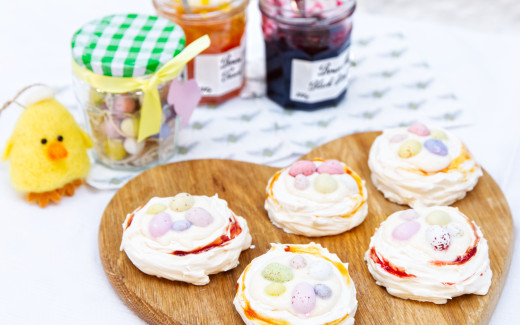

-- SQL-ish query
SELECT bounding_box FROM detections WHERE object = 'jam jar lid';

[71,13,186,77]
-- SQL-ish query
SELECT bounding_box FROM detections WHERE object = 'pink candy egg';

[288,160,317,177]
[294,174,310,190]
[104,120,122,138]
[390,134,408,143]
[392,221,421,241]
[114,96,137,113]
[185,207,214,227]
[291,282,316,315]
[400,209,419,220]
[289,255,307,269]
[317,159,345,175]
[408,122,430,136]
[148,212,172,238]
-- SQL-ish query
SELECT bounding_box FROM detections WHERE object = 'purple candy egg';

[400,209,419,220]
[408,122,430,136]
[159,123,171,139]
[149,212,173,238]
[172,219,191,232]
[390,134,408,143]
[314,284,332,299]
[185,207,214,227]
[392,221,421,241]
[424,139,448,156]
[291,282,316,315]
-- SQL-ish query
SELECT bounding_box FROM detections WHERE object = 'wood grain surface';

[98,131,514,325]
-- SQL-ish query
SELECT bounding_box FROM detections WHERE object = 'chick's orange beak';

[47,142,68,161]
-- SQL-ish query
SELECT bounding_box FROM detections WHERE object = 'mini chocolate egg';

[262,263,293,282]
[288,160,317,177]
[289,255,307,269]
[104,120,122,138]
[424,139,448,156]
[426,225,451,251]
[314,284,332,299]
[172,219,191,232]
[398,140,422,158]
[291,282,316,315]
[123,138,145,155]
[390,134,408,143]
[149,212,172,238]
[446,223,464,237]
[392,221,421,241]
[114,95,137,113]
[313,174,338,194]
[294,174,310,190]
[120,117,139,138]
[264,283,286,296]
[104,139,127,161]
[317,159,345,175]
[426,210,451,226]
[159,123,171,139]
[185,207,214,227]
[431,130,448,141]
[308,260,332,281]
[400,209,419,220]
[169,193,195,212]
[146,203,167,214]
[408,122,430,136]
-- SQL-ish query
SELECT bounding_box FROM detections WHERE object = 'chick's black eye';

[41,138,47,145]
[57,135,63,142]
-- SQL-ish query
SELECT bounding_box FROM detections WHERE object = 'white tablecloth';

[0,0,518,324]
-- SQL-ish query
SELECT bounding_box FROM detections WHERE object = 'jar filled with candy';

[259,0,355,110]
[71,14,208,170]
[154,0,248,105]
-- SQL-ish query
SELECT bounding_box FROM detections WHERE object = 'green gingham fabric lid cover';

[71,14,186,77]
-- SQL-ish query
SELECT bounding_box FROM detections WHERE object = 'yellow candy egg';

[169,193,195,212]
[398,140,422,158]
[431,130,448,141]
[264,283,286,296]
[147,203,167,214]
[314,174,338,194]
[104,139,127,161]
[426,210,452,226]
[120,117,139,138]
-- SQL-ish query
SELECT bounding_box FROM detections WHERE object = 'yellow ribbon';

[72,35,210,141]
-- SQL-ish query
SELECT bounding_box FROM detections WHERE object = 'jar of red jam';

[259,0,355,110]
[154,0,248,105]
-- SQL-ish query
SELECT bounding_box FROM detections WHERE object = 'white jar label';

[194,42,245,97]
[290,47,350,103]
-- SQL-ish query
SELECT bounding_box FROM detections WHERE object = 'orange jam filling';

[403,145,477,176]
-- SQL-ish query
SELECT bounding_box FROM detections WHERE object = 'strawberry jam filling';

[431,220,480,266]
[369,247,416,278]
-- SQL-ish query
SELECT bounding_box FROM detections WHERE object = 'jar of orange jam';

[154,0,248,105]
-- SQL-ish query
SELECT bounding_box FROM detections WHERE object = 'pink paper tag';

[167,78,202,130]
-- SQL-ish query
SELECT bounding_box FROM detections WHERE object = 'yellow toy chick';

[1,85,93,207]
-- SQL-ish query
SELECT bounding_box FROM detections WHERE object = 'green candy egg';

[431,130,448,141]
[147,203,167,214]
[264,283,286,296]
[313,174,338,194]
[104,139,126,161]
[261,263,293,282]
[426,210,452,226]
[398,139,422,158]
[169,193,195,212]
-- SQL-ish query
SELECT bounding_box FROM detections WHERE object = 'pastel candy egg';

[426,225,451,251]
[314,284,332,299]
[148,212,172,238]
[294,174,310,190]
[447,223,464,237]
[398,139,422,158]
[390,134,408,143]
[104,139,126,161]
[104,120,122,138]
[146,203,167,214]
[313,174,338,194]
[308,260,332,281]
[426,210,451,226]
[120,118,139,138]
[169,193,195,212]
[408,122,430,136]
[424,139,448,156]
[262,263,293,282]
[264,283,286,297]
[123,138,145,155]
[185,207,214,227]
[431,130,448,141]
[288,160,317,177]
[291,282,316,315]
[114,96,137,113]
[159,123,171,139]
[392,221,421,241]
[317,159,345,175]
[289,255,307,269]
[172,219,191,232]
[400,209,419,220]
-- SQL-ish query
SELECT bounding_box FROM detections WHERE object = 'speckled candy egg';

[159,123,171,139]
[114,95,137,113]
[146,203,167,214]
[172,219,191,232]
[123,138,145,155]
[398,140,422,158]
[431,130,448,140]
[289,255,307,269]
[317,159,345,175]
[308,260,332,281]
[262,263,293,282]
[426,225,452,251]
[447,223,464,237]
[185,207,214,227]
[392,221,421,241]
[169,193,195,212]
[400,209,419,220]
[313,174,338,194]
[288,160,317,177]
[294,174,310,190]
[120,117,139,138]
[424,139,448,156]
[408,122,430,136]
[314,284,332,299]
[390,134,408,143]
[426,210,452,226]
[291,282,316,315]
[149,212,172,238]
[104,139,126,161]
[264,283,286,296]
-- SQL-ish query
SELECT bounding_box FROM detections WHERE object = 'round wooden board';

[99,131,514,325]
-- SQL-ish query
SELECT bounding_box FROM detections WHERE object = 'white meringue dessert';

[368,123,482,208]
[365,206,492,304]
[234,243,357,325]
[265,159,368,236]
[120,193,252,285]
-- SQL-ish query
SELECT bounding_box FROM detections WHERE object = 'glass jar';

[259,0,355,110]
[154,0,248,105]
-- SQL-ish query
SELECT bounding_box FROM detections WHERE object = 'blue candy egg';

[159,124,171,139]
[314,284,332,299]
[172,219,191,231]
[424,139,448,156]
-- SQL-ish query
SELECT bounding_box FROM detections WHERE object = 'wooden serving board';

[98,132,514,325]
